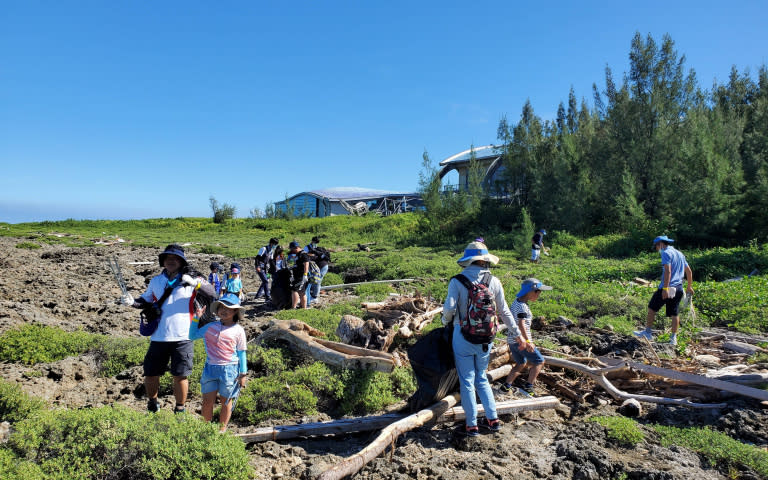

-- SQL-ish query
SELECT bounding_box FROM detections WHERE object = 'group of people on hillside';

[442,234,693,437]
[118,231,693,436]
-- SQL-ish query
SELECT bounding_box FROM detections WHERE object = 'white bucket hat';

[457,241,499,268]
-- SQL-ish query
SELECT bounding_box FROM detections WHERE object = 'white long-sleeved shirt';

[441,264,522,341]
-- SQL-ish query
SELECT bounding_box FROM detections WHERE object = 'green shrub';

[355,283,395,301]
[92,336,148,377]
[654,425,768,477]
[390,367,417,398]
[322,272,343,286]
[337,369,398,415]
[0,325,96,365]
[564,333,592,348]
[247,345,290,376]
[0,448,43,480]
[594,315,637,336]
[7,406,252,480]
[14,242,40,250]
[0,379,46,423]
[236,377,318,423]
[588,416,644,446]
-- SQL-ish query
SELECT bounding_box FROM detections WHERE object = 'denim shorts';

[508,342,545,365]
[200,362,240,398]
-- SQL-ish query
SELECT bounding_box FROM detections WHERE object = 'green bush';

[654,425,768,477]
[0,379,46,423]
[0,448,43,480]
[322,272,343,286]
[236,377,318,423]
[337,369,399,415]
[247,345,290,376]
[14,242,41,250]
[588,416,645,446]
[92,336,148,377]
[7,406,252,480]
[0,325,96,365]
[355,283,395,301]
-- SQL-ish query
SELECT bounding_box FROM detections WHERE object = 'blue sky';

[2,1,766,223]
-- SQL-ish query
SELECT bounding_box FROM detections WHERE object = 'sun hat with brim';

[653,235,675,245]
[516,278,553,299]
[211,293,245,321]
[457,241,499,267]
[158,244,188,268]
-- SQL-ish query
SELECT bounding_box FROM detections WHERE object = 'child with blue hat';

[500,277,552,395]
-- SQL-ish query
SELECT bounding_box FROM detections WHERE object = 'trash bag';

[406,324,458,412]
[269,268,293,310]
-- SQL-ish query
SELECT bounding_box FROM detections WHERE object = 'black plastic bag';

[406,323,457,412]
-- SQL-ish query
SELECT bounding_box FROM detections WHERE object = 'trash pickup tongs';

[107,256,128,296]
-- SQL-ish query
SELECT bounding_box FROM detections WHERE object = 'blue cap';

[516,278,553,298]
[539,229,547,235]
[653,235,674,245]
[289,241,301,249]
[158,244,187,267]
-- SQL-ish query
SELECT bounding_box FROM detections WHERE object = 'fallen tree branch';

[316,365,515,480]
[236,397,559,443]
[255,321,396,373]
[544,356,728,409]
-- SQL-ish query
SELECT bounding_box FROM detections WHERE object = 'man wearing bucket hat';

[500,278,552,395]
[634,235,694,345]
[189,293,248,432]
[441,241,527,437]
[120,244,215,413]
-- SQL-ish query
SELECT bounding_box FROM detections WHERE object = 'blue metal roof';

[439,145,504,166]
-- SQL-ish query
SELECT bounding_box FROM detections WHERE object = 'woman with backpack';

[441,240,527,437]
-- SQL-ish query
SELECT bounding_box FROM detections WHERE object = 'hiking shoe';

[668,336,678,346]
[499,382,514,393]
[459,425,480,437]
[521,382,536,395]
[479,418,501,432]
[173,406,186,414]
[633,330,653,341]
[147,400,159,413]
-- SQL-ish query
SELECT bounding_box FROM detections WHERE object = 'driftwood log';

[316,365,525,480]
[236,396,559,443]
[544,356,729,408]
[321,278,417,291]
[255,320,396,373]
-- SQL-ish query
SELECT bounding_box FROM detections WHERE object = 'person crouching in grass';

[190,293,248,432]
[500,278,552,395]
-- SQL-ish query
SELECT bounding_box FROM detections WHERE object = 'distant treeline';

[421,33,767,248]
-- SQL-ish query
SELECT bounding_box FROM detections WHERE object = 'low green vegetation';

[0,379,46,423]
[588,416,645,446]
[14,241,40,249]
[654,425,768,478]
[0,325,147,376]
[3,406,252,480]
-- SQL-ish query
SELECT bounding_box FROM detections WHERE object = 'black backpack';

[314,246,331,263]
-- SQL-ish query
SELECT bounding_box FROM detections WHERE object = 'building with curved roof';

[274,187,422,217]
[438,145,505,192]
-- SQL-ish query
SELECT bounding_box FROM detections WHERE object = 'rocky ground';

[0,235,767,479]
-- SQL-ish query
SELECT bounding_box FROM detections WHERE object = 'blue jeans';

[306,265,329,305]
[255,270,270,299]
[452,323,497,427]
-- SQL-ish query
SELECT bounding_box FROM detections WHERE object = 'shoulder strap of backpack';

[451,274,473,291]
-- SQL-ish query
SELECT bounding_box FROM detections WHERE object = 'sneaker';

[459,425,480,437]
[479,418,501,432]
[173,405,186,414]
[521,382,536,395]
[668,336,678,346]
[499,382,514,393]
[147,399,159,413]
[633,330,653,341]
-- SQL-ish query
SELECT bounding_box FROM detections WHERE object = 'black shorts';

[648,289,684,317]
[143,340,194,377]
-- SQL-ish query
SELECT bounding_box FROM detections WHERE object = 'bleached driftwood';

[236,397,559,443]
[255,320,396,373]
[625,361,768,402]
[722,341,767,355]
[316,365,516,480]
[544,356,728,408]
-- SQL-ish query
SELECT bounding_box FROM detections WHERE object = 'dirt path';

[1,236,766,479]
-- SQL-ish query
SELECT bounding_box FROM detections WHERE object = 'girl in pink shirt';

[190,293,248,432]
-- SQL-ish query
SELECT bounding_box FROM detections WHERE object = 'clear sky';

[2,0,766,223]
